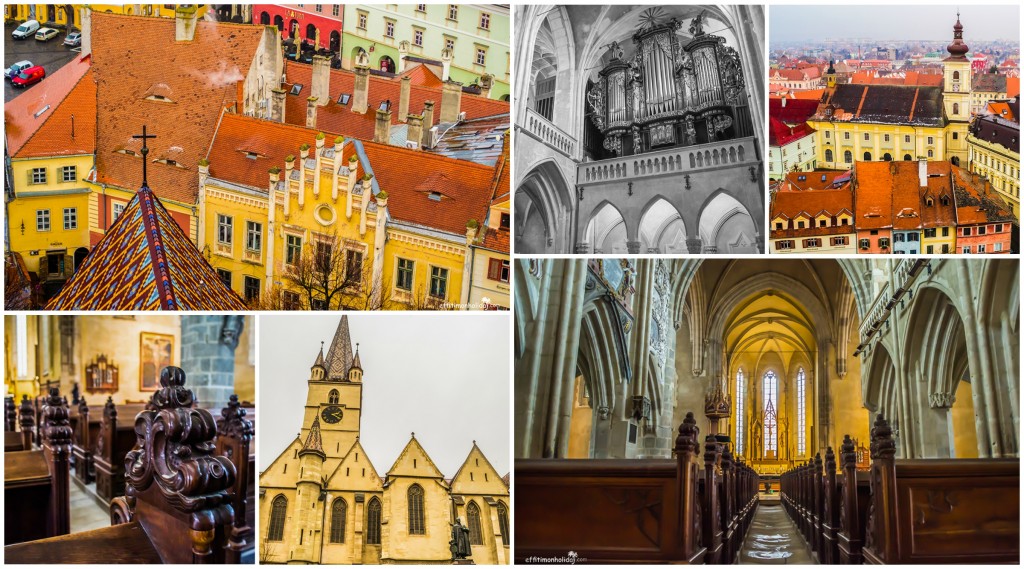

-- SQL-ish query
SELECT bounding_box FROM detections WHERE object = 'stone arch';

[273,14,283,32]
[862,342,896,414]
[515,160,573,254]
[528,6,575,132]
[583,200,628,254]
[260,11,270,25]
[329,30,341,53]
[379,55,396,73]
[697,190,758,254]
[638,195,687,254]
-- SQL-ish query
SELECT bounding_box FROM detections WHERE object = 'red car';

[11,65,44,87]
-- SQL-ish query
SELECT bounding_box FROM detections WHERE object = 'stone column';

[686,237,703,254]
[179,316,244,409]
[548,260,589,458]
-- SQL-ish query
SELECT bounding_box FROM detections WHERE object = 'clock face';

[321,405,343,424]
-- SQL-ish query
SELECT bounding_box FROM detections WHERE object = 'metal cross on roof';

[132,125,157,188]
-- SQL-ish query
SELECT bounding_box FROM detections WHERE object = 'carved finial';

[219,394,254,441]
[104,396,117,420]
[825,446,836,474]
[42,387,73,453]
[151,366,195,409]
[675,411,699,455]
[870,413,896,459]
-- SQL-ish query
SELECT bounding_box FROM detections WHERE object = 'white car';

[12,20,39,40]
[35,27,59,42]
[5,60,33,80]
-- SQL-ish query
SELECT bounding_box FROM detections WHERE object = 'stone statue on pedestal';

[450,517,472,561]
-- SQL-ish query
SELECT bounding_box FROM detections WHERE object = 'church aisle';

[737,500,813,564]
[69,481,108,533]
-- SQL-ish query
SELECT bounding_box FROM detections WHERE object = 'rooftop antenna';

[132,125,157,188]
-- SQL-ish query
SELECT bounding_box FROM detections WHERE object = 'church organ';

[585,10,750,158]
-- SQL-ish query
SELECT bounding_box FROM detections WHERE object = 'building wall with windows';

[768,133,816,180]
[808,123,949,168]
[967,128,1020,219]
[4,4,210,28]
[341,4,509,100]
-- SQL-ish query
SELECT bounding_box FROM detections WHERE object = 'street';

[5,21,78,102]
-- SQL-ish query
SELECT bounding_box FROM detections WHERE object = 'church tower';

[291,417,327,563]
[824,59,837,89]
[300,316,364,460]
[942,13,971,166]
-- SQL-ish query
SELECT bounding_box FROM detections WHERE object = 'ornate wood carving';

[19,394,35,449]
[84,354,119,393]
[5,395,15,431]
[217,394,255,562]
[41,387,72,537]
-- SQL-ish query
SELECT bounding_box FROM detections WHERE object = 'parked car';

[34,27,58,42]
[11,66,45,88]
[63,31,81,47]
[5,60,33,80]
[11,20,40,40]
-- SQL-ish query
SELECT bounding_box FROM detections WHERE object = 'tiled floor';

[737,500,814,564]
[70,480,109,533]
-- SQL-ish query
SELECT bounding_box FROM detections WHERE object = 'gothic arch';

[267,494,288,541]
[863,342,896,413]
[583,200,628,253]
[466,500,483,545]
[408,484,425,534]
[330,498,347,543]
[696,189,759,253]
[528,6,576,133]
[515,160,573,254]
[638,195,687,253]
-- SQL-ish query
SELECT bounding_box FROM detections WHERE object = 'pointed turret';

[324,316,355,381]
[311,341,326,381]
[300,416,326,459]
[349,342,363,382]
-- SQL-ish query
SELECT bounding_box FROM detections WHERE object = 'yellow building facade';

[967,123,1020,219]
[808,123,949,169]
[4,4,209,27]
[258,317,510,564]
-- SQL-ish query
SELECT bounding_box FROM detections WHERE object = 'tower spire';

[300,416,326,458]
[324,316,355,380]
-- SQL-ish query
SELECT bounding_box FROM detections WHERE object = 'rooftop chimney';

[306,97,319,129]
[406,113,423,150]
[352,54,371,115]
[80,6,92,57]
[311,55,331,107]
[421,101,435,149]
[440,80,463,124]
[441,48,453,81]
[398,40,409,73]
[271,88,286,123]
[398,76,411,122]
[479,73,494,99]
[918,159,927,188]
[175,5,198,42]
[374,109,392,144]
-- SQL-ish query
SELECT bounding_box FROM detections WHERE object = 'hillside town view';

[768,6,1020,255]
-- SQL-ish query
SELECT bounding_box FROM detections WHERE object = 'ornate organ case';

[587,11,748,158]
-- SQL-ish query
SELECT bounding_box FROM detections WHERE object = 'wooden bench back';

[215,394,255,563]
[515,412,707,564]
[112,366,240,564]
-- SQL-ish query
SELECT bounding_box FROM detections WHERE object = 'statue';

[586,80,606,130]
[71,382,80,405]
[609,40,624,61]
[689,11,707,36]
[684,115,697,145]
[631,125,643,154]
[449,517,472,560]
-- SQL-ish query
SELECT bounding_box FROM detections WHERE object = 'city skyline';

[771,5,1019,45]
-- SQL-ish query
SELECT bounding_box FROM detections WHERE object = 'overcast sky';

[258,314,510,478]
[771,5,1019,43]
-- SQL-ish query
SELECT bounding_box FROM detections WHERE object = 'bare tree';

[260,536,280,564]
[5,253,35,310]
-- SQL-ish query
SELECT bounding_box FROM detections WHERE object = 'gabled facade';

[258,317,510,564]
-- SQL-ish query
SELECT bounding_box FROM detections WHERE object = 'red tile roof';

[768,97,819,125]
[399,64,443,90]
[1008,77,1020,98]
[91,12,267,205]
[952,167,1015,225]
[282,61,509,141]
[6,55,94,159]
[849,70,942,87]
[771,185,854,238]
[853,161,894,229]
[206,112,500,239]
[768,116,814,147]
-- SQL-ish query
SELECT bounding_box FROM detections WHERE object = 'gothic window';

[330,498,347,543]
[497,502,509,545]
[328,389,339,404]
[366,498,382,544]
[268,495,288,541]
[762,370,778,457]
[797,368,806,456]
[735,369,745,456]
[466,501,483,545]
[408,484,425,534]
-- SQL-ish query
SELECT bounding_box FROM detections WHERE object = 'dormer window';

[926,197,934,206]
[118,148,138,156]
[940,196,950,206]
[428,191,442,202]
[146,94,173,103]
[338,93,351,105]
[289,83,303,96]
[499,212,510,230]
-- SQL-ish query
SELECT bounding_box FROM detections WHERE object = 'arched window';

[796,368,806,456]
[328,389,339,404]
[883,153,892,161]
[466,501,483,545]
[863,151,872,161]
[763,371,778,457]
[330,498,347,543]
[268,495,288,541]
[904,154,912,161]
[844,150,852,163]
[824,149,833,162]
[953,70,960,81]
[497,502,509,545]
[735,369,745,456]
[953,103,959,115]
[408,484,425,534]
[366,498,382,544]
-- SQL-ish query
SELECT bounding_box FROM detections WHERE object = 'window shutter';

[487,258,500,280]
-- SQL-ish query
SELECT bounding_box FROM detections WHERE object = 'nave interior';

[514,258,1019,564]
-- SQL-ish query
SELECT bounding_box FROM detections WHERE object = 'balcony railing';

[577,136,757,186]
[523,108,576,158]
[857,258,929,343]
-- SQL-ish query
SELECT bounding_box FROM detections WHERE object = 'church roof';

[324,316,355,381]
[817,84,943,127]
[47,185,246,310]
[301,416,326,457]
[313,342,325,368]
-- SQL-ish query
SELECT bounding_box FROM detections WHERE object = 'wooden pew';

[860,415,1019,565]
[5,395,15,431]
[515,411,751,564]
[215,394,255,564]
[4,388,72,545]
[93,398,150,506]
[19,395,35,451]
[837,434,871,565]
[70,399,102,484]
[6,366,244,564]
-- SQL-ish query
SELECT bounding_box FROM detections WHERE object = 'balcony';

[857,258,929,343]
[522,108,576,158]
[577,136,757,186]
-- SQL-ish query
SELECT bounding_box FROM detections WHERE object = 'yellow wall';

[809,122,949,167]
[922,227,957,254]
[951,379,979,458]
[382,230,465,309]
[567,375,592,458]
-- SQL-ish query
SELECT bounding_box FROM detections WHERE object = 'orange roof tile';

[853,161,894,229]
[282,61,509,141]
[1007,77,1020,98]
[6,55,93,159]
[91,12,267,205]
[399,64,444,89]
[207,112,499,239]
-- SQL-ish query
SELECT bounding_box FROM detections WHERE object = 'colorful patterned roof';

[47,186,246,310]
[324,316,355,381]
[300,416,326,457]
